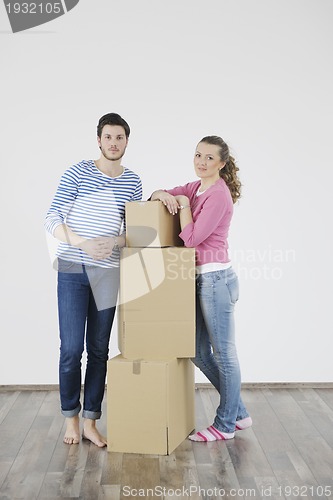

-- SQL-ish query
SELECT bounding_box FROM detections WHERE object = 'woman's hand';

[150,190,180,215]
[174,195,190,208]
[174,195,192,231]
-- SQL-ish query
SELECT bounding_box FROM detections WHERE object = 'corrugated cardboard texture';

[107,355,195,455]
[125,201,183,247]
[118,247,195,359]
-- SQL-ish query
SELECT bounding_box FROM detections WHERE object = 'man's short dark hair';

[97,113,130,138]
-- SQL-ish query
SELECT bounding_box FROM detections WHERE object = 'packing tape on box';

[132,359,143,375]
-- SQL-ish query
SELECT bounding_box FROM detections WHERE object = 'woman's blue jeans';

[193,267,249,433]
[57,259,119,420]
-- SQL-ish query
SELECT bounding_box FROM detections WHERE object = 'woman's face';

[194,142,225,181]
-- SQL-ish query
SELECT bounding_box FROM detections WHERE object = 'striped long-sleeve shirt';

[45,160,142,268]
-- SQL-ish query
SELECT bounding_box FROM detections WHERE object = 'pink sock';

[235,416,252,431]
[188,425,234,442]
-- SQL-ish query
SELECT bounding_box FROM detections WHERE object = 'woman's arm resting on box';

[150,190,179,215]
[173,195,193,232]
[150,191,193,230]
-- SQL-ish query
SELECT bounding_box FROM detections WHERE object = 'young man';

[45,113,142,447]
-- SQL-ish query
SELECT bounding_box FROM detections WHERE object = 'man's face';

[98,125,128,161]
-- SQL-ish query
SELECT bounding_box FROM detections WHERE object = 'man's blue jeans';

[193,267,249,433]
[57,258,119,420]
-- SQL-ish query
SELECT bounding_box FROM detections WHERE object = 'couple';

[45,112,252,448]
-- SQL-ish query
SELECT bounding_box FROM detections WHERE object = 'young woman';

[151,136,252,441]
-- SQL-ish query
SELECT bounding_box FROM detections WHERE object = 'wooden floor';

[1,387,333,500]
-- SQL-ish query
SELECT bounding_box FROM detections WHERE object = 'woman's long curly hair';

[200,136,241,203]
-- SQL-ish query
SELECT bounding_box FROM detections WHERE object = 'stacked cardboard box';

[107,201,196,455]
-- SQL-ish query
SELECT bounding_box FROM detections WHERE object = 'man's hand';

[79,236,115,260]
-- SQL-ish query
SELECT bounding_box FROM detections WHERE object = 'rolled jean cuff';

[237,412,250,421]
[61,403,81,418]
[82,409,102,420]
[213,419,231,434]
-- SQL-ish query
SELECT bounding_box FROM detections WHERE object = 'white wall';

[0,0,332,384]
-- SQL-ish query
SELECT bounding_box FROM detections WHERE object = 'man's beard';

[100,146,126,162]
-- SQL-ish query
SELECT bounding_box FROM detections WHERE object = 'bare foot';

[82,419,107,448]
[63,415,80,445]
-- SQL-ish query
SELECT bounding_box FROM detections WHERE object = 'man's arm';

[53,224,123,260]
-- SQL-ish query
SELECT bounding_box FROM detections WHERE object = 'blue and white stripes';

[45,160,142,268]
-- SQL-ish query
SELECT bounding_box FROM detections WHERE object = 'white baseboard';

[196,382,333,389]
[1,382,333,392]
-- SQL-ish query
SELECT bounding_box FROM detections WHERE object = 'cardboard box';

[125,201,183,247]
[118,247,196,359]
[107,355,195,455]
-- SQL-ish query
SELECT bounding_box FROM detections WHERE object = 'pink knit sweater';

[166,178,233,266]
